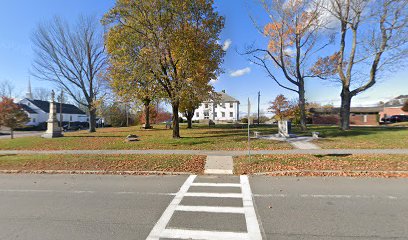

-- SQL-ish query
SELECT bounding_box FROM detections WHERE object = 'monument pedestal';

[277,120,296,138]
[41,122,63,138]
[41,90,63,139]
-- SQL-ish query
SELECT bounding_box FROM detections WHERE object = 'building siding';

[380,107,408,120]
[192,101,240,122]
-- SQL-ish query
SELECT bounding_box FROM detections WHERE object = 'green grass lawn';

[0,124,291,150]
[234,154,408,177]
[0,124,407,150]
[294,125,408,149]
[0,154,205,174]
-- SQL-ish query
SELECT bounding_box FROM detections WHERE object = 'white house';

[192,90,240,122]
[17,81,88,127]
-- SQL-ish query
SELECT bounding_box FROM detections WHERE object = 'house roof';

[309,107,340,114]
[206,91,239,103]
[18,104,38,114]
[310,106,383,114]
[395,95,408,99]
[350,107,383,113]
[27,99,86,115]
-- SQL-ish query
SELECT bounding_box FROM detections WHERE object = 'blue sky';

[0,0,407,114]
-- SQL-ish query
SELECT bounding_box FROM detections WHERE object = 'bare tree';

[31,16,106,132]
[247,0,333,131]
[0,80,15,98]
[32,87,50,101]
[317,0,408,130]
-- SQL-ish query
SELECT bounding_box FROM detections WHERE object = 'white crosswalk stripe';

[176,205,245,214]
[191,182,241,187]
[145,175,262,240]
[184,192,243,198]
[160,229,250,240]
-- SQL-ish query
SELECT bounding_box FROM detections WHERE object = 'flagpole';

[247,98,251,161]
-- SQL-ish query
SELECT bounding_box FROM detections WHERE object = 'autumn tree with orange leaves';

[268,95,293,121]
[0,97,29,139]
[247,0,333,131]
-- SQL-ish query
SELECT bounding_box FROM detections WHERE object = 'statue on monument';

[51,90,55,102]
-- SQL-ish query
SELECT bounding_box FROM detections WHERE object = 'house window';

[32,118,36,123]
[214,104,217,108]
[70,116,73,121]
[204,111,209,119]
[205,103,209,108]
[221,112,225,117]
[230,103,233,108]
[230,112,233,117]
[214,112,217,117]
[196,112,199,117]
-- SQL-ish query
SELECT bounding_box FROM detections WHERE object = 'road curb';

[1,149,408,155]
[251,170,408,177]
[0,169,195,176]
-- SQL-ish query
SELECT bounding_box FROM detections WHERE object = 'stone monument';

[42,90,63,138]
[277,120,295,138]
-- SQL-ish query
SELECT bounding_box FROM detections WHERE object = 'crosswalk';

[146,175,262,240]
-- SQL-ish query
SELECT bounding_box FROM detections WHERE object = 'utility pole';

[59,90,63,129]
[257,91,260,125]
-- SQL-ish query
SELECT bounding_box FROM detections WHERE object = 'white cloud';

[210,78,218,84]
[222,39,232,51]
[230,67,251,77]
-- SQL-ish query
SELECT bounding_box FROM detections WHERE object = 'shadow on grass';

[314,154,353,158]
[67,135,124,138]
[0,154,17,158]
[293,125,408,138]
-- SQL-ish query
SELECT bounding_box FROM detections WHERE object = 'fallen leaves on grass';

[234,154,408,178]
[0,154,206,174]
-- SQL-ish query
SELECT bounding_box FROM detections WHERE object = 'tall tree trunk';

[340,87,352,130]
[186,109,194,129]
[89,108,96,132]
[298,84,307,131]
[172,101,180,138]
[10,129,14,139]
[144,99,151,129]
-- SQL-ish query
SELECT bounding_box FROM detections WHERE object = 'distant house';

[310,107,382,126]
[192,90,240,122]
[17,81,88,126]
[380,95,408,121]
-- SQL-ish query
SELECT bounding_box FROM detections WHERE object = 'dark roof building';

[309,106,383,114]
[309,106,382,126]
[26,99,86,115]
[17,103,38,114]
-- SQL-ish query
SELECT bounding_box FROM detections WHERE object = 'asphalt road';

[0,174,407,240]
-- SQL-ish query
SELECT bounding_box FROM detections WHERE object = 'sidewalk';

[1,149,408,155]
